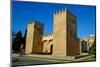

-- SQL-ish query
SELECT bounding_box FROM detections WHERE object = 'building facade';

[86,35,95,48]
[80,35,95,53]
[25,21,44,54]
[25,8,80,56]
[43,34,53,54]
[81,40,88,52]
[53,8,80,56]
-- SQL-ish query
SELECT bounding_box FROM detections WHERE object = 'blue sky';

[12,1,96,38]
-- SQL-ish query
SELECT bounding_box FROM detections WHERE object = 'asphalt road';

[12,54,95,67]
[12,56,63,67]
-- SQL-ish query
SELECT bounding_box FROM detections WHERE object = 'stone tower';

[25,21,44,54]
[53,8,80,56]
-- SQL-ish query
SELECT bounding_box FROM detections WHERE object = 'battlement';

[54,8,77,18]
[43,33,53,37]
[54,8,67,15]
[28,20,44,26]
[43,33,53,41]
[67,10,77,19]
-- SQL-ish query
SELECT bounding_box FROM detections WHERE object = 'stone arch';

[49,39,53,45]
[43,40,48,43]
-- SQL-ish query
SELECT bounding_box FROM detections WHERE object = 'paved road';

[12,56,67,66]
[12,54,95,67]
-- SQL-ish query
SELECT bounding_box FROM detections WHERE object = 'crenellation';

[28,20,44,27]
[43,33,53,37]
[54,8,68,15]
[54,8,77,16]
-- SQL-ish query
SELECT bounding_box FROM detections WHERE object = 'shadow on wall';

[31,45,53,55]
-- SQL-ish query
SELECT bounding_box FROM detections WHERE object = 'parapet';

[54,8,67,15]
[43,33,53,37]
[43,33,53,41]
[28,19,44,26]
[54,8,77,18]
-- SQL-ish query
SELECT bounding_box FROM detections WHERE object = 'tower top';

[54,8,77,17]
[54,8,67,15]
[28,20,44,26]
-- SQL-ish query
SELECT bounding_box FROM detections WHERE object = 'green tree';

[12,31,23,53]
[23,29,27,49]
